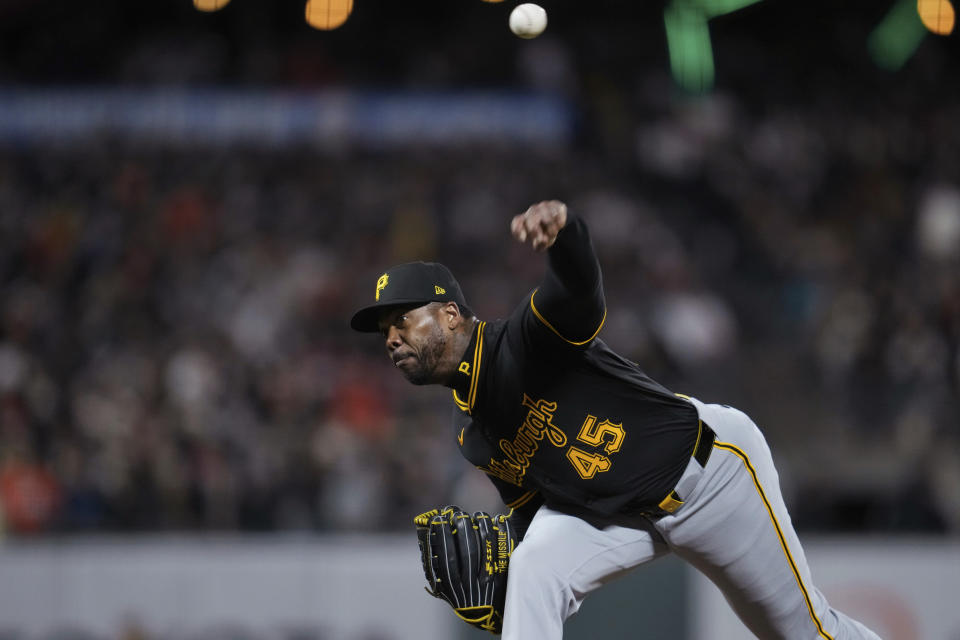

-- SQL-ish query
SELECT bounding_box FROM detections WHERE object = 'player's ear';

[440,301,463,329]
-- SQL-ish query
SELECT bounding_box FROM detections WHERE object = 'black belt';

[649,420,716,518]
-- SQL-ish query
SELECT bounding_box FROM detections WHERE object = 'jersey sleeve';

[527,215,606,347]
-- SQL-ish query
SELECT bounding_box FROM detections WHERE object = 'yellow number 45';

[565,415,625,480]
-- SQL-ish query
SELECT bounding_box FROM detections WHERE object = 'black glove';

[414,505,518,634]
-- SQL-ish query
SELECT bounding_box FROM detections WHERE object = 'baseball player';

[350,201,882,639]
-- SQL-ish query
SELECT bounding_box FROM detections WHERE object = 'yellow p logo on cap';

[376,273,389,301]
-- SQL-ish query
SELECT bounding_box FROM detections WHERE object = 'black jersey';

[449,216,700,530]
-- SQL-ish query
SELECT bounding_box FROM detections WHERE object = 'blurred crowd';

[1,88,958,537]
[0,3,958,538]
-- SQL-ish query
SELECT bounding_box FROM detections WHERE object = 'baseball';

[509,3,547,39]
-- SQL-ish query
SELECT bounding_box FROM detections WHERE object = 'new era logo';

[435,285,446,295]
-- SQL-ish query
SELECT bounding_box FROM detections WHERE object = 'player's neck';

[440,317,481,389]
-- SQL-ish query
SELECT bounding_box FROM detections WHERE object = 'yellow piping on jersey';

[506,490,539,510]
[529,290,606,346]
[453,390,470,413]
[712,441,835,640]
[452,321,486,415]
[468,321,486,409]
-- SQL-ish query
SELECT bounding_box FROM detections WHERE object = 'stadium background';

[0,0,958,638]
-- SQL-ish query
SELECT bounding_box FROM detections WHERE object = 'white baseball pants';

[501,398,882,640]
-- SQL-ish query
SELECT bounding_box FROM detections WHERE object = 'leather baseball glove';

[414,505,518,634]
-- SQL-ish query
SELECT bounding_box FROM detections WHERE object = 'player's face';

[378,303,448,386]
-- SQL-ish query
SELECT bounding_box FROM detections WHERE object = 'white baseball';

[509,3,547,39]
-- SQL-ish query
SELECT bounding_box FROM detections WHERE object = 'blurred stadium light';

[193,0,232,12]
[917,0,956,34]
[667,0,956,91]
[870,0,931,70]
[664,2,715,94]
[663,0,763,93]
[305,0,354,30]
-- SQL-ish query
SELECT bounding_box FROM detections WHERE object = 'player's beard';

[401,323,447,386]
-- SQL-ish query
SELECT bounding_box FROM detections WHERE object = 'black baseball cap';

[350,261,468,333]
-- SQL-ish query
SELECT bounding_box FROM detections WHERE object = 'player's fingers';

[538,201,566,234]
[536,219,559,246]
[530,218,557,251]
[539,221,559,241]
[528,201,566,249]
[551,201,568,227]
[540,212,563,238]
[516,216,541,249]
[515,202,565,251]
[521,210,548,248]
[510,214,527,242]
[522,206,542,229]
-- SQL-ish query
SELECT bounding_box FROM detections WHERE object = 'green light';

[663,0,764,94]
[664,3,715,93]
[698,0,764,19]
[868,0,928,70]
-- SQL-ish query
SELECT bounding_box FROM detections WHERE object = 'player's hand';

[511,200,568,252]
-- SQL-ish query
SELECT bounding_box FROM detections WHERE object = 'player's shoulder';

[508,288,602,355]
[477,313,510,347]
